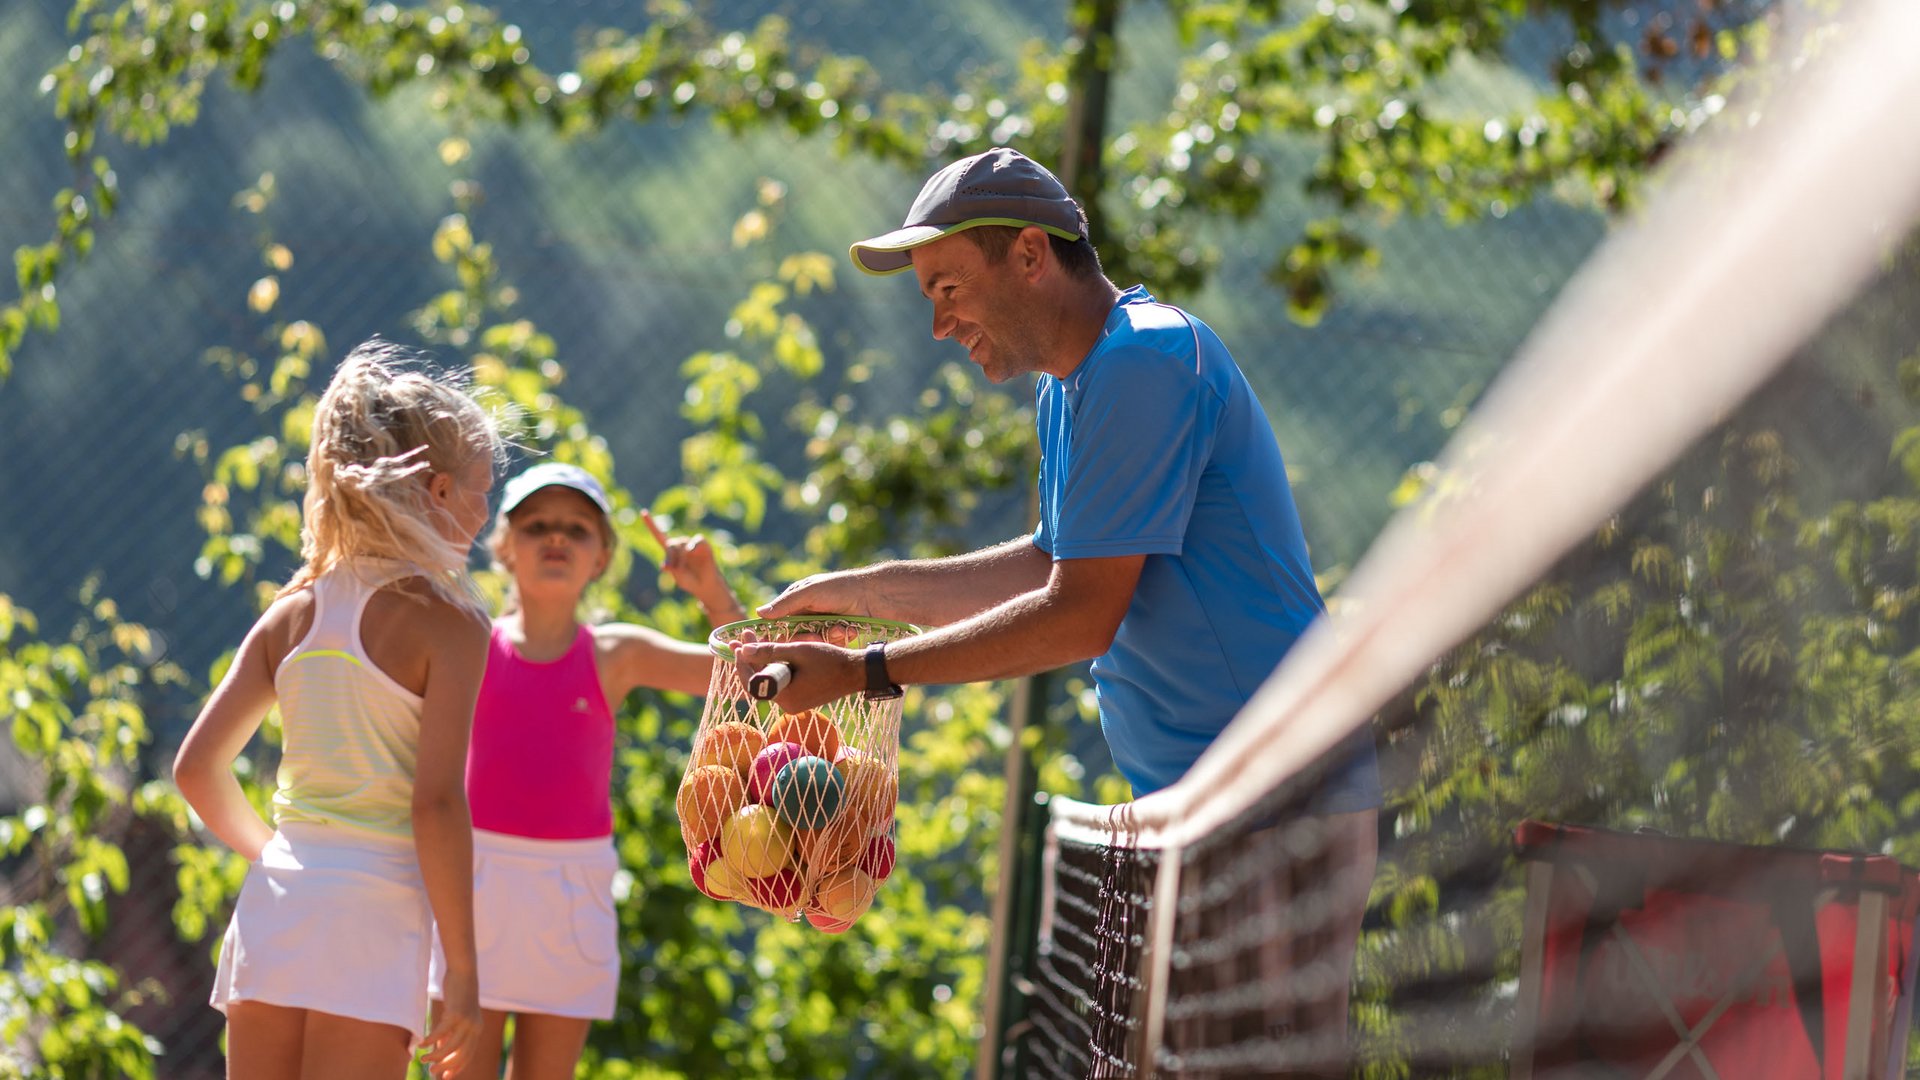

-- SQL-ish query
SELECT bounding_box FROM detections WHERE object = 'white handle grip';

[748,661,792,701]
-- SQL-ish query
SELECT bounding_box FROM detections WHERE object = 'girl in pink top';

[427,462,744,1079]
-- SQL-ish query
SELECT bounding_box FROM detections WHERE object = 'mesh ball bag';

[680,615,915,931]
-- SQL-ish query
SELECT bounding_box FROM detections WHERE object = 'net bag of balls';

[681,615,914,932]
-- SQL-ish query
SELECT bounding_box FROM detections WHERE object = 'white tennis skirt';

[429,829,621,1020]
[210,822,433,1039]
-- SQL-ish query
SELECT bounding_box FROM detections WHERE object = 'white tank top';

[272,558,428,838]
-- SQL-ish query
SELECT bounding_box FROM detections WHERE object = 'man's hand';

[734,639,865,713]
[757,570,870,620]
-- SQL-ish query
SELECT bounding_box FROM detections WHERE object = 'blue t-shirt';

[1034,286,1379,805]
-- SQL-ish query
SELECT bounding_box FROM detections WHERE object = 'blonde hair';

[280,339,504,616]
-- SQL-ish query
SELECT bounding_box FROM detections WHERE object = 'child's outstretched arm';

[173,603,291,861]
[410,600,490,1079]
[643,509,746,627]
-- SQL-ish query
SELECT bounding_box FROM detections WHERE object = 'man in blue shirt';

[736,147,1377,1066]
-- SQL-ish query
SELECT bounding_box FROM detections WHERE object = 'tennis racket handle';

[748,662,793,701]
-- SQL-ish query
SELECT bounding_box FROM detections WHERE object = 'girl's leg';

[225,1001,305,1080]
[426,1000,511,1078]
[503,1012,592,1080]
[297,1010,412,1079]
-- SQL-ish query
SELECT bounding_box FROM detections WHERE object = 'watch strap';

[863,641,903,700]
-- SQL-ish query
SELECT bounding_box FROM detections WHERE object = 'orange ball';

[691,720,766,776]
[677,764,746,847]
[797,822,866,876]
[808,866,877,923]
[837,754,898,836]
[766,709,841,762]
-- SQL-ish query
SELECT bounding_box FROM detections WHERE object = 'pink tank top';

[466,622,615,839]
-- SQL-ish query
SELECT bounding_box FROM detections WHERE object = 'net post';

[1510,858,1555,1080]
[1842,889,1887,1080]
[1136,838,1183,1075]
[979,672,1048,1080]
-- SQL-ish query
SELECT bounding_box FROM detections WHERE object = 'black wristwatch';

[863,641,903,700]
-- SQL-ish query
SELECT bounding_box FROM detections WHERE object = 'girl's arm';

[173,604,290,861]
[599,623,717,699]
[642,509,748,626]
[410,599,490,1076]
[601,510,745,699]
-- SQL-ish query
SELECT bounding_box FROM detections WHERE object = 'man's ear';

[1016,225,1052,280]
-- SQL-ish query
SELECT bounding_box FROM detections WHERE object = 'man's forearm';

[884,586,1100,685]
[859,536,1052,626]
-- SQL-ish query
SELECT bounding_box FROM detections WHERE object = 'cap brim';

[850,218,1087,277]
[499,479,611,517]
[849,225,952,276]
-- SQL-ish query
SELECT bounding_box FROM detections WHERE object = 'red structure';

[1512,820,1920,1080]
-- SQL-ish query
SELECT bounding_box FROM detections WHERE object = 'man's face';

[910,232,1046,384]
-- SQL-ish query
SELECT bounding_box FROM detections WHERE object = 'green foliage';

[0,587,184,1079]
[3,0,1779,380]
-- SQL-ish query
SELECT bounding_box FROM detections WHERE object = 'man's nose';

[930,304,955,341]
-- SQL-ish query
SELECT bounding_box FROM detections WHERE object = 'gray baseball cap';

[850,147,1088,276]
[499,462,612,517]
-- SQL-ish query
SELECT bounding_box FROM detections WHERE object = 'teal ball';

[771,756,844,831]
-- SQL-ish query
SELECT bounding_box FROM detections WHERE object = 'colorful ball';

[676,764,746,846]
[748,741,809,805]
[771,755,844,831]
[837,753,898,836]
[744,867,804,913]
[720,803,793,878]
[766,709,841,762]
[691,720,766,776]
[697,848,747,902]
[857,834,896,882]
[797,823,865,876]
[809,866,876,923]
[805,910,855,934]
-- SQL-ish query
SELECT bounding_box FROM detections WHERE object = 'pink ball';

[689,840,724,900]
[857,834,896,882]
[748,741,809,804]
[746,867,803,911]
[806,910,854,934]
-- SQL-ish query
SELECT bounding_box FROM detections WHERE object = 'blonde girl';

[426,462,743,1079]
[174,340,504,1080]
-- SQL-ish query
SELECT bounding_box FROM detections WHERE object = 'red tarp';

[1515,820,1920,1079]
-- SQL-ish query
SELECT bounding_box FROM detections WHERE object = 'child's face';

[504,486,611,600]
[435,454,497,548]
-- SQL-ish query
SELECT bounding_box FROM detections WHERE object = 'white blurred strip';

[1052,0,1920,847]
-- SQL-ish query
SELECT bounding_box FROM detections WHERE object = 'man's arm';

[736,553,1143,711]
[759,535,1053,627]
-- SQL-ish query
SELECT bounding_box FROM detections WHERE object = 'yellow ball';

[703,855,747,901]
[720,804,793,878]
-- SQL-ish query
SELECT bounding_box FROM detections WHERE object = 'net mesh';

[991,2,1920,1076]
[678,616,911,929]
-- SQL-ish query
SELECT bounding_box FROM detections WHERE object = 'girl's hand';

[417,967,481,1079]
[643,509,740,620]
